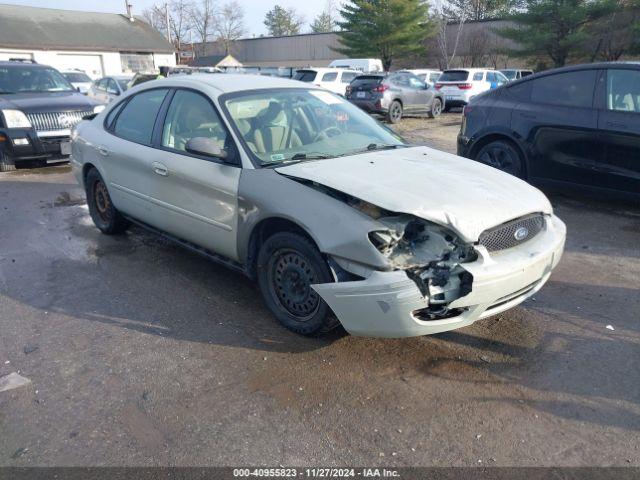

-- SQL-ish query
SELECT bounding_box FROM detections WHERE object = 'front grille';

[26,110,93,132]
[478,214,545,252]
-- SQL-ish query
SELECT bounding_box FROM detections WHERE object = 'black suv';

[0,60,103,171]
[457,62,640,196]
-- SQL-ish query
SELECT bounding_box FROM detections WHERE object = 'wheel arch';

[469,132,529,179]
[245,216,322,280]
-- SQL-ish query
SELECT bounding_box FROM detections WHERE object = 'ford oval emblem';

[514,227,529,241]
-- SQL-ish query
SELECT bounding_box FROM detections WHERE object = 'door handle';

[96,146,109,156]
[152,162,168,176]
[606,121,627,129]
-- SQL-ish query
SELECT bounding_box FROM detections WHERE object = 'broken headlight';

[369,216,476,316]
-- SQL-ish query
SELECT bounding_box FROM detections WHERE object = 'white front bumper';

[313,215,566,338]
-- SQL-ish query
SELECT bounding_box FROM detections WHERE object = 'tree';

[586,0,640,60]
[264,5,305,36]
[215,1,246,53]
[496,0,615,67]
[168,0,194,50]
[432,0,466,69]
[336,0,434,71]
[311,0,338,32]
[190,0,216,55]
[443,0,523,21]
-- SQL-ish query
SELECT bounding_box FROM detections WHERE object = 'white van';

[293,67,360,96]
[328,59,384,73]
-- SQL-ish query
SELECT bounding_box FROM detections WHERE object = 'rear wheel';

[428,98,442,118]
[257,232,337,336]
[475,140,524,178]
[386,101,403,123]
[85,168,130,234]
[0,153,16,172]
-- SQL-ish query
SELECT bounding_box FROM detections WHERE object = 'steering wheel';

[313,126,342,142]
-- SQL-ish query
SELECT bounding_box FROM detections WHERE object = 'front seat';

[252,102,301,153]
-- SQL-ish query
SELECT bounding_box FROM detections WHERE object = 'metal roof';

[0,4,174,53]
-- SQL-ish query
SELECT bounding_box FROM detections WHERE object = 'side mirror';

[185,137,228,160]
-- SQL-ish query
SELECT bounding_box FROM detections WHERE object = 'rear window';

[63,72,91,83]
[351,76,383,87]
[293,70,317,82]
[439,70,469,82]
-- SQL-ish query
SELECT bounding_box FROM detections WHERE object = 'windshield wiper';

[290,152,333,160]
[366,143,405,151]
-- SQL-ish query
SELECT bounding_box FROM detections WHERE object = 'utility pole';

[165,2,171,45]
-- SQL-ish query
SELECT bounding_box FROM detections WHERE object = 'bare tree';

[142,6,167,35]
[190,0,217,55]
[169,0,194,51]
[215,1,245,54]
[433,0,466,69]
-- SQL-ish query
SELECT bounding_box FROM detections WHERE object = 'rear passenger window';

[531,70,596,108]
[322,72,338,82]
[113,88,168,144]
[473,72,484,81]
[105,101,125,129]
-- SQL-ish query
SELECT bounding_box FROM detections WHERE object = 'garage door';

[0,51,33,61]
[54,54,104,79]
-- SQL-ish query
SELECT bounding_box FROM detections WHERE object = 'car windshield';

[439,70,469,82]
[223,88,406,166]
[501,70,518,80]
[0,66,75,93]
[63,72,91,83]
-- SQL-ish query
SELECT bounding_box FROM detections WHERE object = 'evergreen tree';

[336,0,433,71]
[311,11,335,33]
[264,5,304,36]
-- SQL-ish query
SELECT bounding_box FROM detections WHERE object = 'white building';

[0,4,175,79]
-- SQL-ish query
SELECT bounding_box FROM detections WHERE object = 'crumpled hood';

[276,146,553,242]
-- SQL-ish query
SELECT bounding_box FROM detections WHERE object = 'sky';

[3,0,329,37]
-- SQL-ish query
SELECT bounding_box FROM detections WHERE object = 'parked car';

[435,68,508,110]
[398,69,442,87]
[87,75,132,103]
[293,68,360,96]
[500,69,534,81]
[346,71,445,123]
[457,62,640,196]
[71,74,565,338]
[61,70,93,94]
[0,60,103,171]
[329,58,384,73]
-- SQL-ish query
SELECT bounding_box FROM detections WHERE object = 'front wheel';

[475,140,524,178]
[257,232,337,336]
[85,168,130,234]
[386,101,403,124]
[427,98,442,118]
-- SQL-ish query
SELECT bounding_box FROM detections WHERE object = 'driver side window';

[161,90,228,153]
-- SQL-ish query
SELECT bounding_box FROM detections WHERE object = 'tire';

[427,98,442,118]
[475,140,525,178]
[0,153,16,172]
[386,100,403,124]
[85,168,130,234]
[257,232,338,336]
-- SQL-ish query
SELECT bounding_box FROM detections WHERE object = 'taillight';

[435,83,442,90]
[373,84,389,93]
[458,83,473,90]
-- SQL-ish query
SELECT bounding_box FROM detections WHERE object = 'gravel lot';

[0,113,639,467]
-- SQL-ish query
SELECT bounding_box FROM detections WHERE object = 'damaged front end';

[368,216,476,320]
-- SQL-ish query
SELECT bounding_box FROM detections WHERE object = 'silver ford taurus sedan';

[71,74,566,338]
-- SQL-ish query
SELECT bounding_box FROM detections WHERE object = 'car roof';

[0,60,48,68]
[297,67,358,73]
[443,68,495,72]
[134,73,325,94]
[400,69,441,74]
